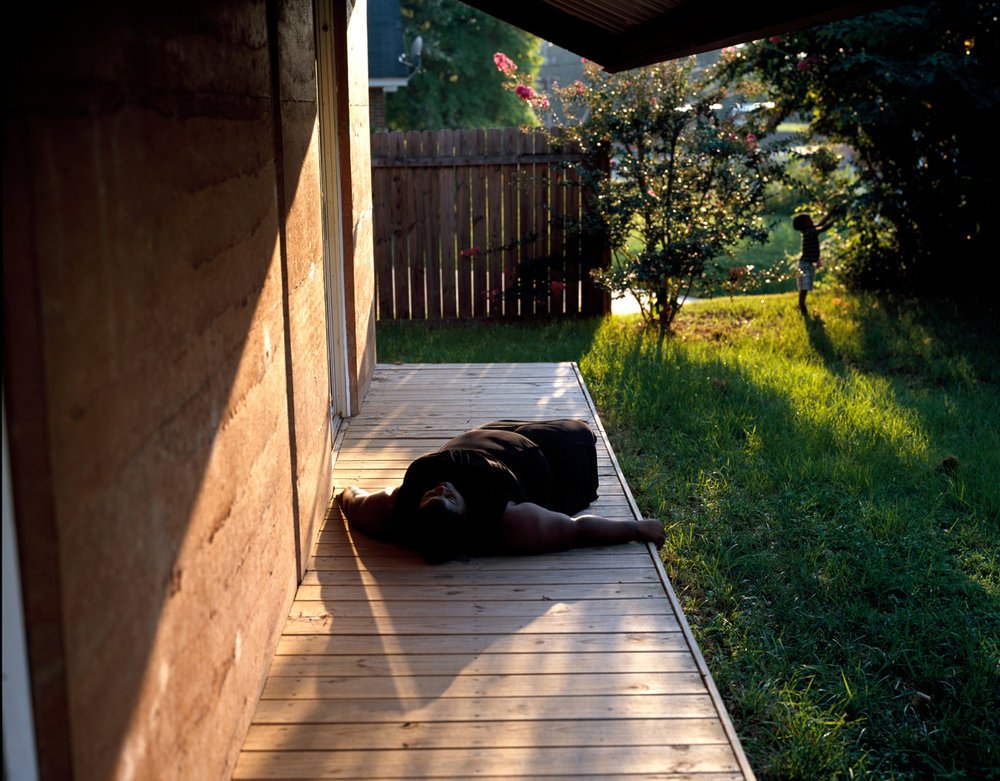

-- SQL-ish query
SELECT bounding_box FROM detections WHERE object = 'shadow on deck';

[233,363,755,780]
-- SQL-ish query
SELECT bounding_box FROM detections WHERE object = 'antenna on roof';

[400,35,423,72]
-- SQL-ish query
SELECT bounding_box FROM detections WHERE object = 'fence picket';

[389,132,410,319]
[422,130,441,319]
[535,135,552,315]
[486,130,504,316]
[438,130,458,319]
[455,132,473,318]
[503,127,521,319]
[469,130,488,316]
[517,131,536,317]
[410,132,428,320]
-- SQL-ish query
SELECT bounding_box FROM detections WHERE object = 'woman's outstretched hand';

[338,486,396,539]
[638,518,666,548]
[338,485,368,519]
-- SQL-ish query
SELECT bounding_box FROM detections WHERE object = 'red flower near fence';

[514,84,550,109]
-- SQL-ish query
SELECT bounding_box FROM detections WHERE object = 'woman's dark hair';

[414,499,465,564]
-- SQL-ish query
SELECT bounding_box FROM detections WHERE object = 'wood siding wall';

[2,1,370,778]
[371,129,610,320]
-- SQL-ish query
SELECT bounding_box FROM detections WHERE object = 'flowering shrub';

[494,52,550,110]
[494,52,781,331]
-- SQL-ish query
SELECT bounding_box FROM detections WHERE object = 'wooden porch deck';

[233,363,754,780]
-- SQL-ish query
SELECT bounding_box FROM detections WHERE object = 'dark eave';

[462,0,905,72]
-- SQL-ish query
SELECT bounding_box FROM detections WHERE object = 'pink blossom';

[768,35,782,43]
[515,84,537,101]
[459,247,481,257]
[550,280,566,295]
[513,84,549,109]
[493,52,517,75]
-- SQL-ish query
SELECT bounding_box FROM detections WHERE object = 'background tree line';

[386,0,543,129]
[387,0,999,300]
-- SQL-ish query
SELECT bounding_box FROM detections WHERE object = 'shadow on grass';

[852,295,999,387]
[376,316,605,364]
[801,310,845,375]
[579,315,1000,780]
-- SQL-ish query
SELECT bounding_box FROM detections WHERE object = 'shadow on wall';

[3,1,334,778]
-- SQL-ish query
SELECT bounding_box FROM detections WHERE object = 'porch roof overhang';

[462,0,903,72]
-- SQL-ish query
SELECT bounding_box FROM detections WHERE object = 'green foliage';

[376,291,1000,779]
[720,2,1000,294]
[386,0,543,129]
[545,59,783,331]
[705,150,860,298]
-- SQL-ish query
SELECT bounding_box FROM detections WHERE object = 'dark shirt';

[800,225,820,264]
[391,419,599,559]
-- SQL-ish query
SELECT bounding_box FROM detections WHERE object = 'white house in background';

[367,0,419,129]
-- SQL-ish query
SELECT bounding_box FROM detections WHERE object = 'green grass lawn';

[376,290,999,780]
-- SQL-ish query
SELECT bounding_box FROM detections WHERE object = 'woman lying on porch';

[339,419,665,563]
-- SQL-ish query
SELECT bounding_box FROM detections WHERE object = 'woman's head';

[415,482,468,563]
[418,481,467,516]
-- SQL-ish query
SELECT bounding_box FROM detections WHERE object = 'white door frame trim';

[315,0,352,424]
[2,393,41,781]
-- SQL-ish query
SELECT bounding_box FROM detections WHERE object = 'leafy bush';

[721,2,1000,294]
[497,55,783,331]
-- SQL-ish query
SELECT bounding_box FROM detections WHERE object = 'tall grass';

[376,290,1000,780]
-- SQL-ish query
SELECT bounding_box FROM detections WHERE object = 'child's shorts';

[797,262,816,291]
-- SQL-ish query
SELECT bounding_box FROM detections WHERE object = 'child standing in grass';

[793,211,837,313]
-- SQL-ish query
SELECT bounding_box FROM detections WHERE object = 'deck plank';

[241,718,729,750]
[233,363,754,780]
[264,650,697,676]
[233,745,741,779]
[247,693,721,724]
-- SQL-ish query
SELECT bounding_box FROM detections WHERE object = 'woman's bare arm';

[498,501,665,555]
[338,486,398,540]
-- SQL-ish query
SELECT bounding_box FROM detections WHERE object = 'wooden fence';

[371,128,610,319]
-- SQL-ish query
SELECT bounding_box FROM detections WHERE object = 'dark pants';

[478,419,599,514]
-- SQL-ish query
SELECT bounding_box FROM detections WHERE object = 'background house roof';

[368,0,410,89]
[461,0,902,72]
